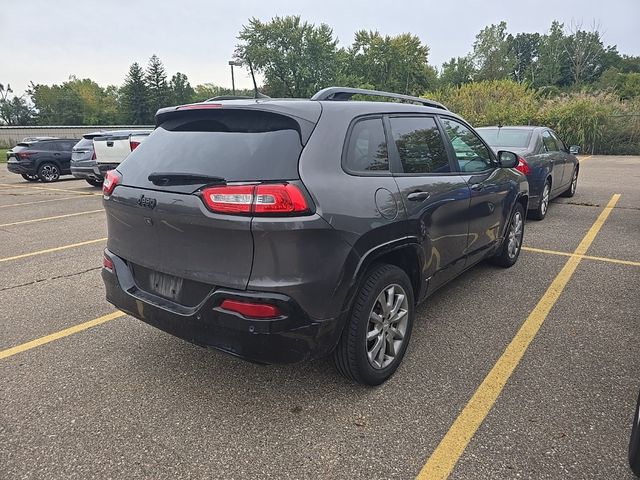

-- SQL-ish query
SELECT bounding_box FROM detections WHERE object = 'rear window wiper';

[148,172,226,186]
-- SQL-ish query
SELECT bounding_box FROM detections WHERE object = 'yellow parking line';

[0,237,107,262]
[417,193,621,480]
[522,246,640,267]
[0,209,103,228]
[0,195,99,208]
[0,311,125,360]
[0,183,99,196]
[0,195,100,209]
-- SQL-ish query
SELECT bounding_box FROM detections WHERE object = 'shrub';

[425,80,640,155]
[425,80,538,126]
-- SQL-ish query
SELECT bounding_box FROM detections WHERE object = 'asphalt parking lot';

[1,156,638,479]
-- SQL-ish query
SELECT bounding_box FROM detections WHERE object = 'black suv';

[7,138,79,182]
[102,87,528,385]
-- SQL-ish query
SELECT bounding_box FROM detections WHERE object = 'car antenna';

[247,59,268,99]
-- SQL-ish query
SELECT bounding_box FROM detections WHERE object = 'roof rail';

[205,95,253,101]
[311,87,447,110]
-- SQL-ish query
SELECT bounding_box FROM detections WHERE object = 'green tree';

[235,15,341,97]
[192,83,254,102]
[472,22,515,81]
[121,62,150,124]
[0,84,36,125]
[27,81,84,124]
[169,72,195,105]
[563,24,607,85]
[440,56,475,86]
[145,54,171,115]
[508,33,541,83]
[346,31,438,95]
[536,21,570,87]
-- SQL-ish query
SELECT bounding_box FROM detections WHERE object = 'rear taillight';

[103,170,120,196]
[515,157,531,175]
[220,299,281,319]
[91,149,96,160]
[202,185,254,213]
[129,140,141,151]
[201,184,310,215]
[18,152,33,160]
[103,252,114,271]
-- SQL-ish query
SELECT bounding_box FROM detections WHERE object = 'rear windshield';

[74,138,94,150]
[477,128,532,148]
[118,110,303,188]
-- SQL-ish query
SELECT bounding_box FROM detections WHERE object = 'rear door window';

[118,109,305,190]
[344,117,389,173]
[388,116,450,174]
[542,131,558,152]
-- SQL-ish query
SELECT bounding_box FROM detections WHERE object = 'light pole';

[228,60,242,96]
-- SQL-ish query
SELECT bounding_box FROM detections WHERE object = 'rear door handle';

[470,183,483,192]
[407,191,430,201]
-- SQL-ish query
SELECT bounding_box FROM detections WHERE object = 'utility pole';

[228,60,242,96]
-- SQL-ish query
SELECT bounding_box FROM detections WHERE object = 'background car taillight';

[91,149,96,160]
[515,156,531,175]
[201,184,310,215]
[103,170,120,196]
[129,139,141,151]
[17,152,33,160]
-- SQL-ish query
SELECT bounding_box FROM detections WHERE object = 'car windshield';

[477,128,533,148]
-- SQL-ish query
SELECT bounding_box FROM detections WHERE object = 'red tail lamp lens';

[103,253,114,271]
[201,184,309,215]
[220,299,281,319]
[516,157,531,175]
[130,140,141,151]
[103,170,120,196]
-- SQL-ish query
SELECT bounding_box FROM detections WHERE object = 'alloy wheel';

[571,170,578,194]
[40,164,59,182]
[366,284,409,369]
[507,211,523,259]
[540,183,550,216]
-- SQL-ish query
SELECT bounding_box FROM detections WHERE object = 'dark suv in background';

[6,138,79,182]
[101,87,528,385]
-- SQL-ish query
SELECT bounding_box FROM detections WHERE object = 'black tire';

[21,174,39,182]
[630,390,640,476]
[490,202,525,268]
[529,179,551,221]
[86,178,104,187]
[37,163,60,183]
[561,166,578,197]
[333,264,415,386]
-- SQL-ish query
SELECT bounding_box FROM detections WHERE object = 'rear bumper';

[71,165,102,180]
[102,250,342,364]
[7,161,35,175]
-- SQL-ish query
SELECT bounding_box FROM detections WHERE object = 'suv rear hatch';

[105,103,321,302]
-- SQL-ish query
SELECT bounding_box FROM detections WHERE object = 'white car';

[92,129,152,176]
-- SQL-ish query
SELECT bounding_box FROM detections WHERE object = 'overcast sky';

[2,0,639,95]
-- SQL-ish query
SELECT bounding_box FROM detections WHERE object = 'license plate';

[148,270,183,301]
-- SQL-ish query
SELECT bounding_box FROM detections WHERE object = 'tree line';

[1,16,639,127]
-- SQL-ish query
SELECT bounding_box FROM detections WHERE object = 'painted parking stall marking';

[416,193,621,480]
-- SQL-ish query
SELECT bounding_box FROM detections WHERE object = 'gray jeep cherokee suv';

[101,87,528,385]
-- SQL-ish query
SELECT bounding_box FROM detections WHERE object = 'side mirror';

[497,150,519,169]
[569,145,580,155]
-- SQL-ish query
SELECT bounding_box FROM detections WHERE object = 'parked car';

[476,126,580,220]
[631,390,640,476]
[101,87,529,385]
[92,129,152,177]
[71,132,104,187]
[6,138,80,182]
